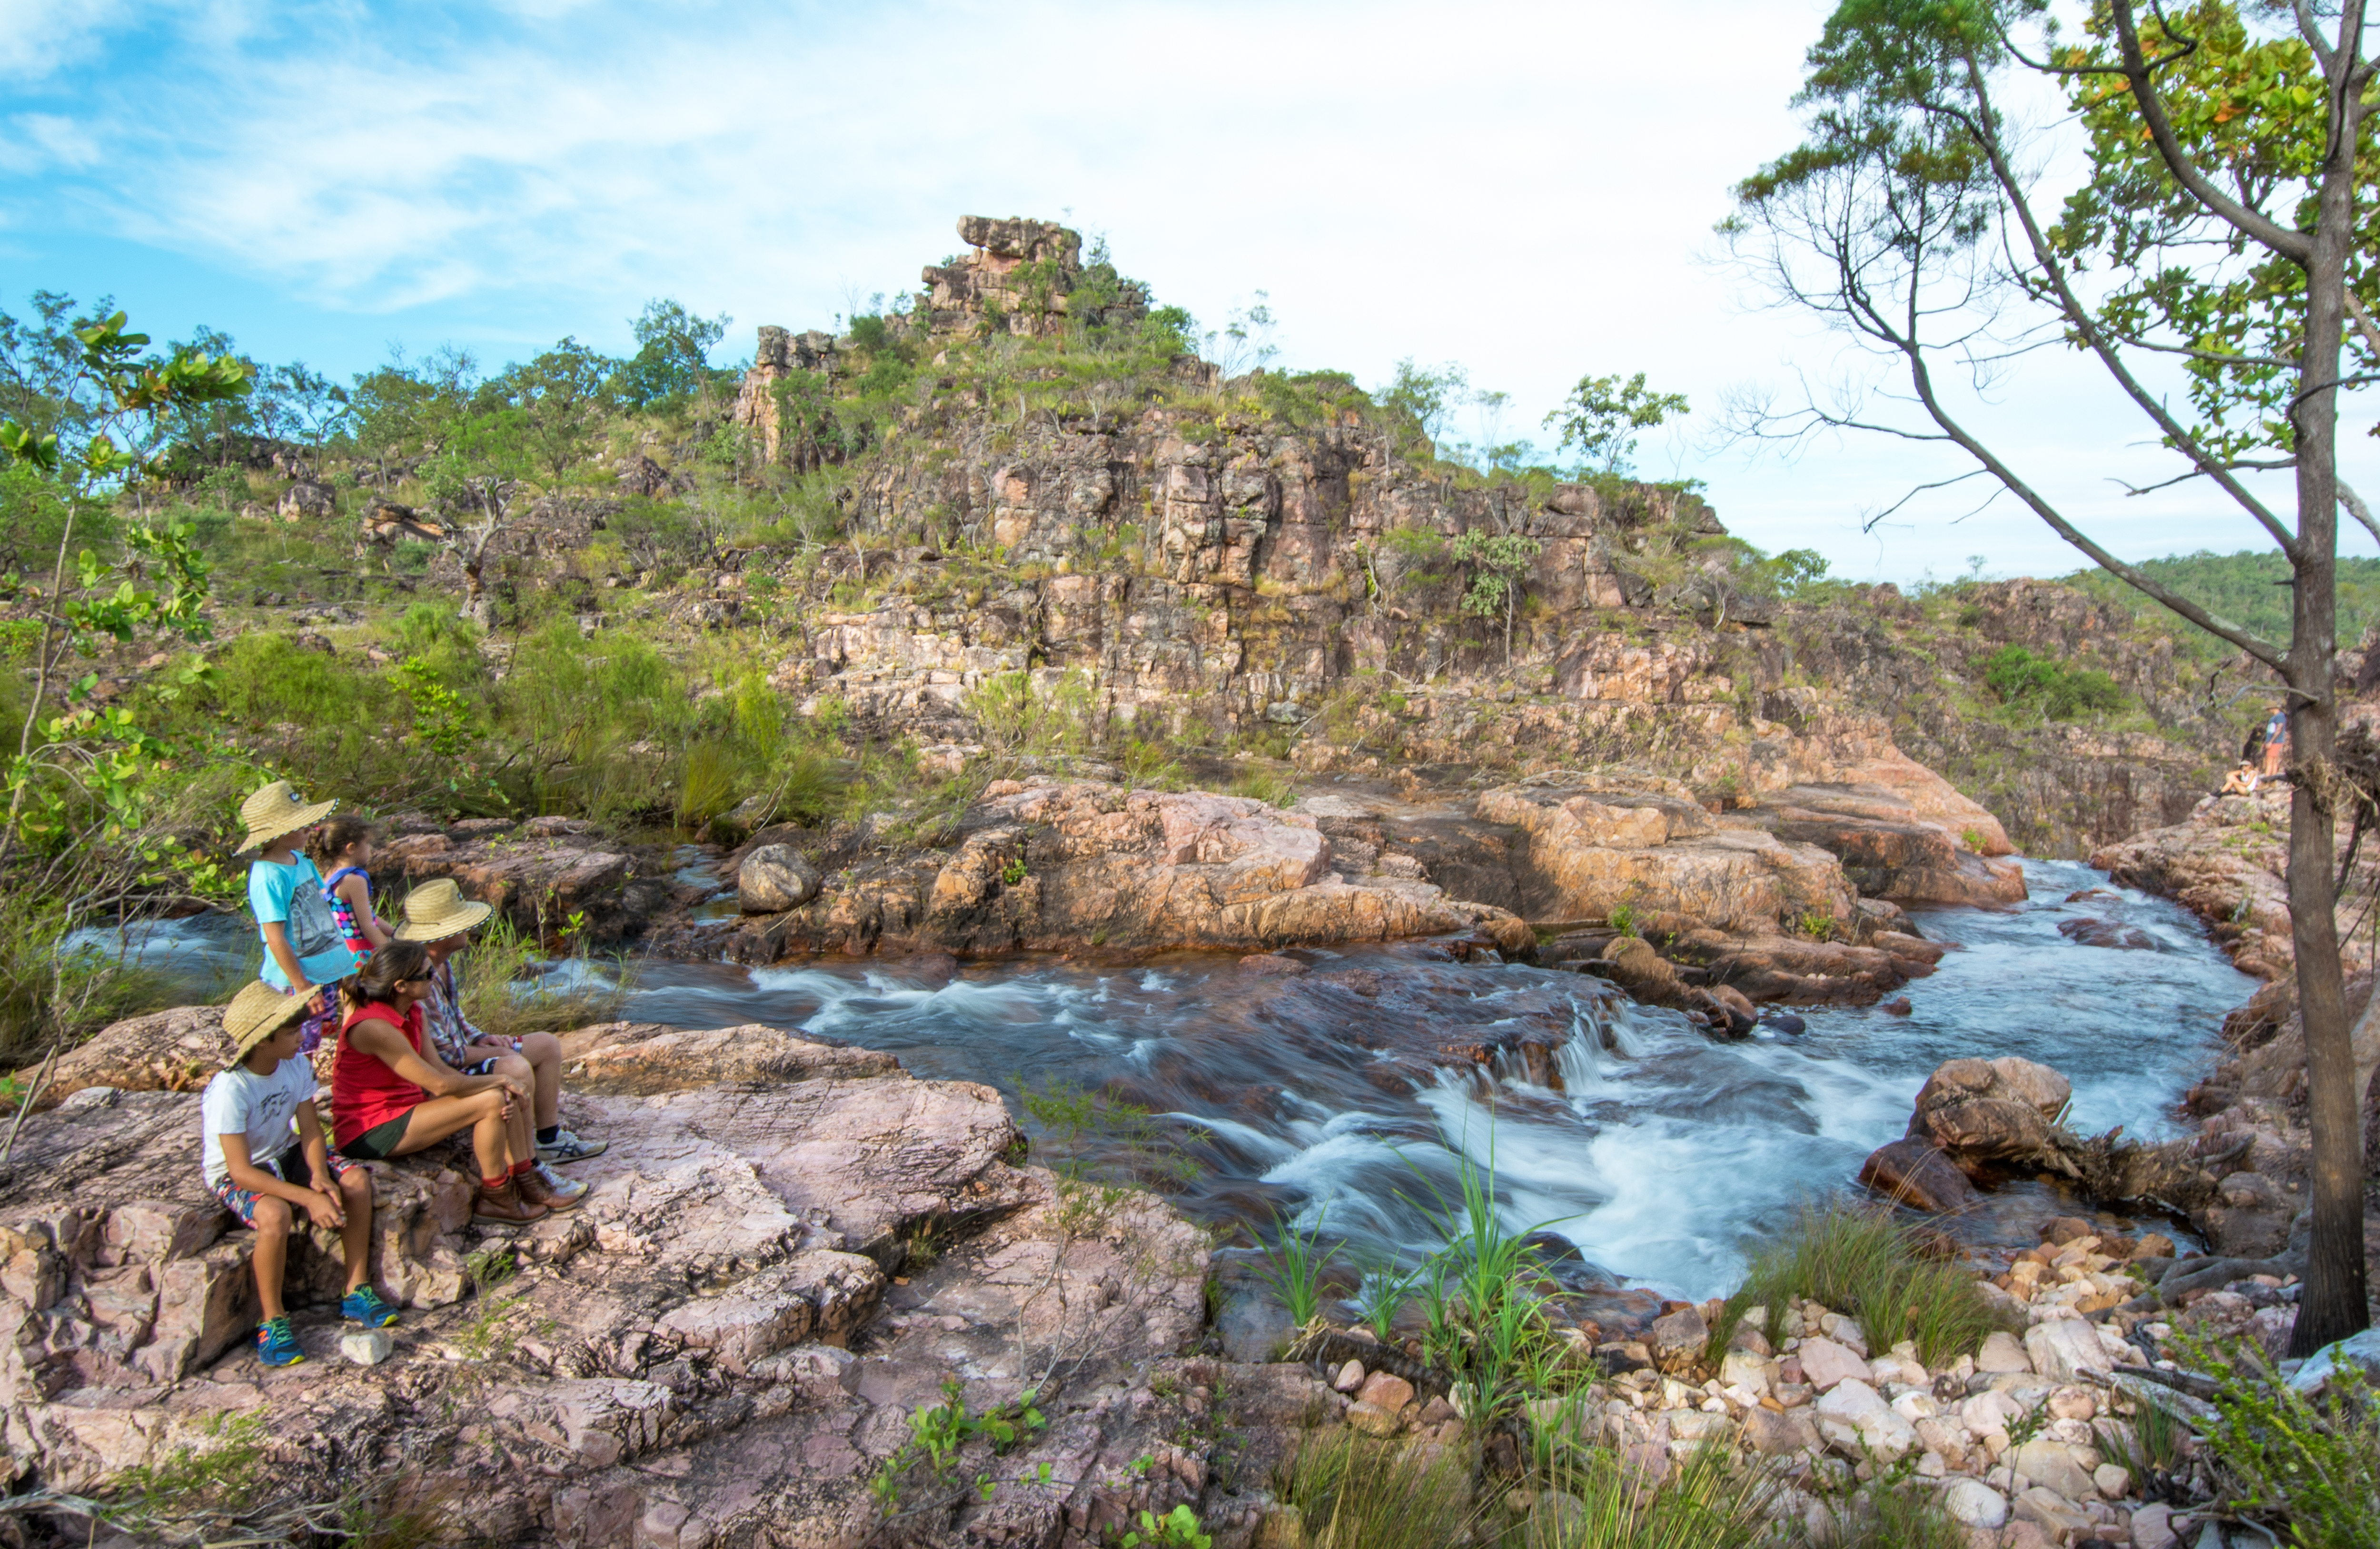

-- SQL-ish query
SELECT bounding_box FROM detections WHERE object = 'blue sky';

[4,0,2371,583]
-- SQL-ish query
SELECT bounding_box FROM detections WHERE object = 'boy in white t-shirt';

[205,981,397,1368]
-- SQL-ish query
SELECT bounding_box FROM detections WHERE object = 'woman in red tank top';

[331,940,585,1224]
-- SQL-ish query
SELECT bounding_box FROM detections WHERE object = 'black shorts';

[339,1111,413,1161]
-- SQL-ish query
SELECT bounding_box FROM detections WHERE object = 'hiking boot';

[258,1315,305,1368]
[341,1286,399,1328]
[537,1127,607,1165]
[472,1179,548,1225]
[518,1163,587,1212]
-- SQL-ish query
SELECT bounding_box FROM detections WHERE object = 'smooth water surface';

[80,858,2252,1301]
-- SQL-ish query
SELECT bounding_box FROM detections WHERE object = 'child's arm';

[292,1103,347,1221]
[219,1132,344,1229]
[258,921,312,995]
[335,873,395,949]
[348,1019,527,1109]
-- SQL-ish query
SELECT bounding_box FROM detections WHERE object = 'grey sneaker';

[537,1128,608,1165]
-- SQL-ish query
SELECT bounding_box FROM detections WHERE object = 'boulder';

[1856,1138,1979,1212]
[1905,1056,2073,1173]
[2012,1436,2097,1501]
[1741,1406,1820,1457]
[1795,1336,1869,1392]
[1975,1331,2033,1374]
[1812,1378,1916,1460]
[1943,1478,2007,1529]
[0,1008,1240,1544]
[2023,1319,2118,1383]
[31,1005,226,1109]
[2290,1328,2380,1397]
[1731,784,2026,906]
[738,844,822,914]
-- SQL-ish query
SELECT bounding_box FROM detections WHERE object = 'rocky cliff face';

[585,217,2237,860]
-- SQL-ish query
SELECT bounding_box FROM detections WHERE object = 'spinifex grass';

[1279,1433,1478,1549]
[1710,1201,2000,1368]
[454,913,632,1041]
[1504,1440,1782,1549]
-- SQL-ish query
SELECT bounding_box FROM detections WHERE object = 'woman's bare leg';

[387,1090,513,1178]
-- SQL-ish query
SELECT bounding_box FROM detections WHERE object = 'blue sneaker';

[341,1286,398,1328]
[258,1315,304,1368]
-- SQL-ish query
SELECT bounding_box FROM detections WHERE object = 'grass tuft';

[1710,1201,2003,1369]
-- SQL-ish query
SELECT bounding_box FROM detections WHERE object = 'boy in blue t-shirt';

[237,780,362,1051]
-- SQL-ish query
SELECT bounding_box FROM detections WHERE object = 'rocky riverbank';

[0,1002,2331,1549]
[345,747,2015,1013]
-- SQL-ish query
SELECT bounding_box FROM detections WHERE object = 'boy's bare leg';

[252,1198,292,1320]
[337,1169,375,1295]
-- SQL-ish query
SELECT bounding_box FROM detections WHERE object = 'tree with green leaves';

[1544,372,1689,477]
[487,338,618,487]
[615,299,730,408]
[1724,0,2373,1350]
[0,307,249,911]
[1448,530,1543,665]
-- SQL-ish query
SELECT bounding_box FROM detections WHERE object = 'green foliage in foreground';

[2062,549,2380,661]
[2185,1333,2380,1549]
[1713,1202,2004,1369]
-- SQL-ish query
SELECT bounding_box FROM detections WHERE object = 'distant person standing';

[2260,704,2291,781]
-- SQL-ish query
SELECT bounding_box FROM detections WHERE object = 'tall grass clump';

[1714,1202,2000,1368]
[1795,1480,1967,1549]
[454,913,631,1041]
[1507,1440,1781,1549]
[1278,1434,1477,1549]
[1255,1206,1339,1331]
[1400,1139,1578,1425]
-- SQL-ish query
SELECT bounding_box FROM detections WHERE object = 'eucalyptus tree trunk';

[2280,22,2370,1352]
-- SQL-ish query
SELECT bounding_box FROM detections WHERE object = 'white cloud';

[7,0,2372,580]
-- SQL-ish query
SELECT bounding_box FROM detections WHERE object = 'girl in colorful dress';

[310,816,393,957]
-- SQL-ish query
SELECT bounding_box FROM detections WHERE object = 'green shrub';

[211,633,399,728]
[1229,765,1297,808]
[1713,1202,2002,1368]
[1979,645,2126,720]
[2184,1333,2380,1549]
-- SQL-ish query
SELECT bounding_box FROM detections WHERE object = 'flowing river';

[80,857,2252,1304]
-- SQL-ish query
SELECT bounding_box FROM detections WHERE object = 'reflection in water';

[79,859,2251,1301]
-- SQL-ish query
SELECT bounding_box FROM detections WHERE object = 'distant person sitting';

[2222,763,2260,796]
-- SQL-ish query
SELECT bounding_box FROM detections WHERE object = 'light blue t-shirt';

[248,855,361,991]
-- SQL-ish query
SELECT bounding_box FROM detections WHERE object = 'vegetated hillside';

[2060,548,2380,662]
[2,214,2275,932]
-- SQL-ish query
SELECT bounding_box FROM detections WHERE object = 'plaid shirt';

[422,959,490,1065]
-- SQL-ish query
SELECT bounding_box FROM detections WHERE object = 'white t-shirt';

[200,1057,317,1190]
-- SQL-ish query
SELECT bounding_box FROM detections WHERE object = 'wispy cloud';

[1,0,2364,578]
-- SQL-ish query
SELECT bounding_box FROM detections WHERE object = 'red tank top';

[333,1000,428,1149]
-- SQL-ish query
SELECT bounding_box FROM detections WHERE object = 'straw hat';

[394,878,492,942]
[235,780,337,854]
[222,980,313,1062]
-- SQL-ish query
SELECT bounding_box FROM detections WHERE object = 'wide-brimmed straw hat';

[235,780,337,854]
[222,980,313,1062]
[394,878,492,943]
